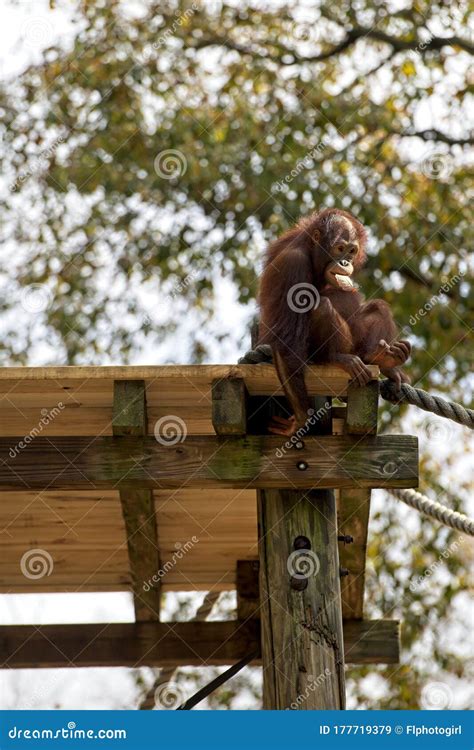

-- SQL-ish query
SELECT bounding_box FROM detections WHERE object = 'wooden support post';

[256,394,346,710]
[212,378,248,435]
[339,380,379,619]
[236,560,260,620]
[112,380,161,621]
[346,380,379,435]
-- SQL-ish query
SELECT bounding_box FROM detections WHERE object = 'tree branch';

[193,28,473,64]
[401,129,474,146]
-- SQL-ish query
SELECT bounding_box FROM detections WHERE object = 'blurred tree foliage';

[0,0,472,379]
[0,0,472,710]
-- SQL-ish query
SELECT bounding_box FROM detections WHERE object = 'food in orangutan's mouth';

[334,273,354,289]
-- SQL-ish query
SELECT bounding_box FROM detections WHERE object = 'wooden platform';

[0,364,417,599]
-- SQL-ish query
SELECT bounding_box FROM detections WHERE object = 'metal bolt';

[338,535,354,544]
[294,440,305,450]
[293,535,311,551]
[290,577,308,592]
[339,567,350,577]
[296,461,308,471]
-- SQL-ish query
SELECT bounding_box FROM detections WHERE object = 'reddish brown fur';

[258,208,410,431]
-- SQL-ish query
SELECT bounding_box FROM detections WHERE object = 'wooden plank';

[0,487,260,594]
[0,619,399,669]
[0,407,214,438]
[113,381,160,621]
[340,382,379,619]
[212,378,248,435]
[0,364,379,397]
[236,560,260,620]
[0,435,418,490]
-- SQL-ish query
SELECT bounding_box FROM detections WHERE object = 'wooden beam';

[0,620,399,669]
[0,364,380,397]
[236,560,260,620]
[258,494,346,710]
[339,381,379,619]
[212,378,248,436]
[0,434,418,490]
[338,489,372,620]
[112,380,160,621]
[256,392,346,710]
[346,380,379,435]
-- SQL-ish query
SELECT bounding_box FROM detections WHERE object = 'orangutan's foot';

[268,414,297,437]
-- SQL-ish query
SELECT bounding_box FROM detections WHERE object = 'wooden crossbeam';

[0,619,399,669]
[112,380,161,621]
[0,435,418,490]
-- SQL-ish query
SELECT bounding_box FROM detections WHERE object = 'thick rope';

[238,346,474,429]
[380,380,474,429]
[238,344,273,365]
[238,345,474,533]
[390,488,474,537]
[138,591,221,710]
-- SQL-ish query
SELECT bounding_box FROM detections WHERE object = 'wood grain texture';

[0,364,379,396]
[0,488,258,593]
[346,381,379,435]
[0,619,399,669]
[339,382,379,619]
[258,488,345,709]
[0,435,418,490]
[212,378,248,435]
[113,381,160,621]
[236,559,260,620]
